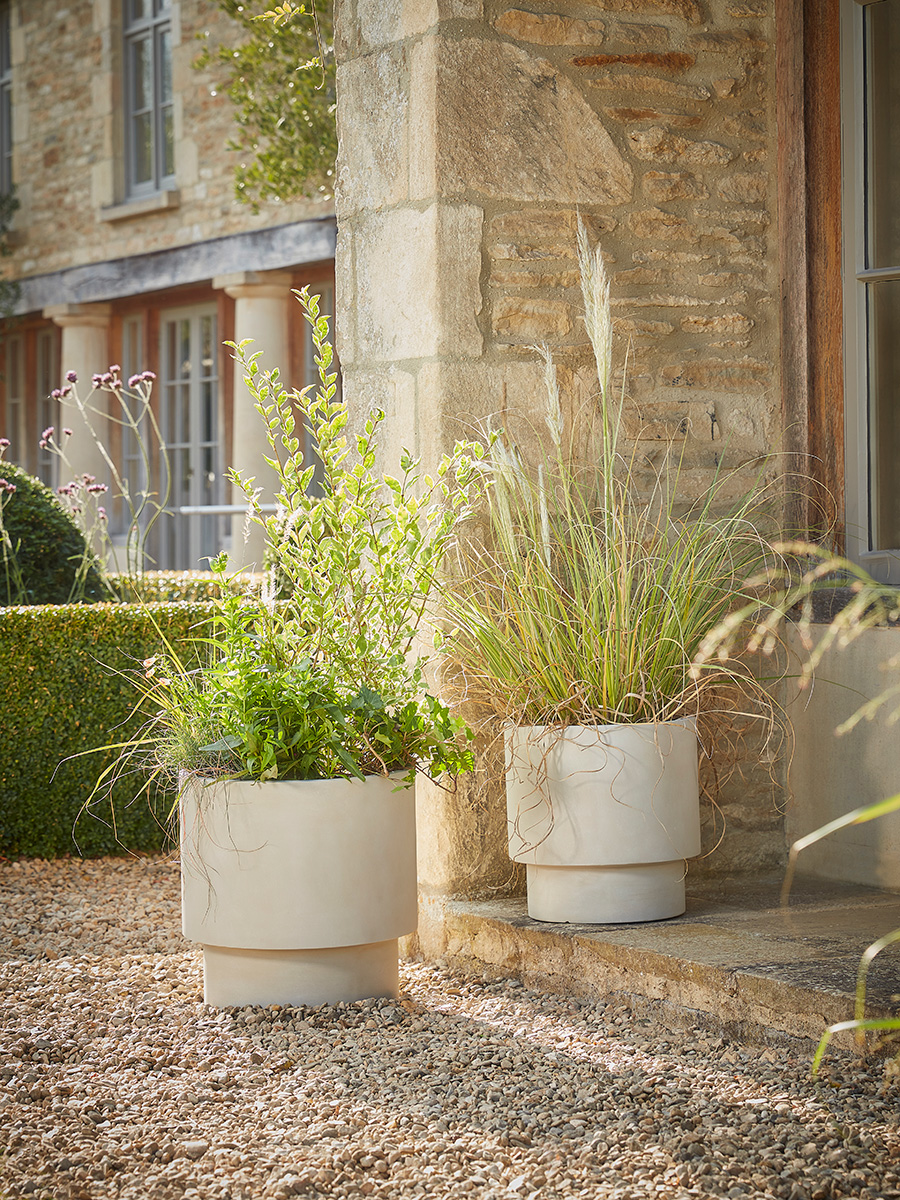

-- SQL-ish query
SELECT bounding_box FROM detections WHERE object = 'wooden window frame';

[776,0,845,544]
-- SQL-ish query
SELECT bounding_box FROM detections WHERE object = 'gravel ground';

[1,856,899,1200]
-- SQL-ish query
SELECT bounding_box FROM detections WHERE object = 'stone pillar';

[334,0,639,906]
[43,303,112,492]
[213,271,293,571]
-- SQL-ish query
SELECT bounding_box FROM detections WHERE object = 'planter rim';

[505,716,697,735]
[179,769,412,799]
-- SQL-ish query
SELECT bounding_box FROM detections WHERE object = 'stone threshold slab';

[406,874,900,1047]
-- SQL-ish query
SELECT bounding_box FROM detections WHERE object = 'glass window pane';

[129,0,151,24]
[166,321,176,387]
[180,383,191,444]
[162,106,174,178]
[0,7,10,76]
[133,112,152,185]
[159,28,172,103]
[869,279,900,549]
[867,4,900,268]
[202,381,214,443]
[132,37,152,112]
[201,316,214,373]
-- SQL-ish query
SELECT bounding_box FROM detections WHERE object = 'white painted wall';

[788,624,900,890]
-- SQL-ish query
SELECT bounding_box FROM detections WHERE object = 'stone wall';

[335,0,785,894]
[6,0,332,287]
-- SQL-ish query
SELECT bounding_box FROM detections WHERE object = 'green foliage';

[194,0,336,209]
[0,462,105,606]
[443,222,782,730]
[109,290,486,787]
[0,602,213,858]
[111,569,248,604]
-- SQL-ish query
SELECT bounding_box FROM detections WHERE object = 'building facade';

[3,0,899,898]
[332,0,900,899]
[0,0,336,569]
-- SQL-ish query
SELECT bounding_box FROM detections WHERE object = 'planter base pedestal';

[526,861,686,924]
[201,939,400,1008]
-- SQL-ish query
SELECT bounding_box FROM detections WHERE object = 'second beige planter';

[506,721,701,923]
[180,773,417,1007]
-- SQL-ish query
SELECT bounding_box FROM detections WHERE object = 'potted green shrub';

[106,291,485,1006]
[442,223,781,924]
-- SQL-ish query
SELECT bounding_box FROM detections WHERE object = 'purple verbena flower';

[41,426,54,441]
[98,506,107,521]
[0,438,9,450]
[141,371,157,382]
[65,370,77,384]
[91,374,102,387]
[60,385,72,398]
[63,427,73,438]
[128,374,142,388]
[109,364,121,375]
[51,389,62,400]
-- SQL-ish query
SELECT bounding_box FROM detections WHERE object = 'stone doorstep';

[402,874,900,1049]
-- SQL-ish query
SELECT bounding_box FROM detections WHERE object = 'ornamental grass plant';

[442,221,787,766]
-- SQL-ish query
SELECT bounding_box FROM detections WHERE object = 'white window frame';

[123,0,174,200]
[158,304,225,571]
[840,0,900,581]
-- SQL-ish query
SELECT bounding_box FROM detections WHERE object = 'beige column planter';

[506,721,701,924]
[180,774,417,1007]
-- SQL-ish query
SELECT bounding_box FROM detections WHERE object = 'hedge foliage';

[110,570,236,604]
[0,601,214,858]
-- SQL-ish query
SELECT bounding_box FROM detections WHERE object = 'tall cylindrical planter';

[505,721,701,923]
[180,774,417,1007]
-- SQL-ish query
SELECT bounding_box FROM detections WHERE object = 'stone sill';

[98,190,181,224]
[408,874,900,1046]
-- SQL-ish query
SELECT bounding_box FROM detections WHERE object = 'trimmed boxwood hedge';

[109,569,256,604]
[0,601,214,858]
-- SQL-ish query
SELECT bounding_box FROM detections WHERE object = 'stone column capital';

[212,270,294,302]
[43,302,113,330]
